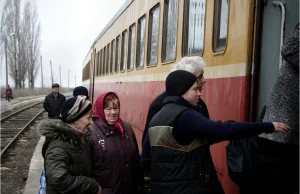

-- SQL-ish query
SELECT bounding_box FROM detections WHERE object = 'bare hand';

[272,122,291,133]
[97,186,102,194]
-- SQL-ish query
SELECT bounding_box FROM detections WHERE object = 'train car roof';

[93,0,133,44]
[82,0,133,67]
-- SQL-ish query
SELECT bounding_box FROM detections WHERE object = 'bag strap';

[257,105,267,122]
[248,105,267,148]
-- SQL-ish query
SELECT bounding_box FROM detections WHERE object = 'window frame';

[120,30,127,73]
[97,51,101,76]
[147,3,160,67]
[182,0,207,57]
[161,0,179,64]
[136,14,147,70]
[127,23,136,72]
[110,39,115,75]
[115,35,120,74]
[103,46,106,76]
[100,49,103,76]
[212,0,230,55]
[106,43,110,75]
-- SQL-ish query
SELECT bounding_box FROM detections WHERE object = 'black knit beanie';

[73,86,89,99]
[166,70,197,96]
[60,96,92,123]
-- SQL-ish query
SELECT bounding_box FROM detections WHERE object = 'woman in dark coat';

[88,92,144,194]
[39,96,101,194]
[142,70,290,194]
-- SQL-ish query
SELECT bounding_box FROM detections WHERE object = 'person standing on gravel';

[43,83,66,119]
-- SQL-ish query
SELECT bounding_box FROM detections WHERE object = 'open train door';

[257,0,299,117]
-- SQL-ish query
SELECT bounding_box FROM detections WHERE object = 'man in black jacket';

[43,83,66,119]
[142,56,209,145]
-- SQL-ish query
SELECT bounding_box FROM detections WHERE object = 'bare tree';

[23,0,40,88]
[0,0,24,88]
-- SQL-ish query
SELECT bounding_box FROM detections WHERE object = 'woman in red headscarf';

[88,92,144,194]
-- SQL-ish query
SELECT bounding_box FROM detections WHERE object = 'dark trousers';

[251,137,299,194]
[6,95,12,102]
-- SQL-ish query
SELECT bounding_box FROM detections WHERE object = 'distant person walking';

[43,83,66,119]
[5,85,13,102]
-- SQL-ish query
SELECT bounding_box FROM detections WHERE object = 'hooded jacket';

[39,119,99,194]
[88,92,144,194]
[259,23,299,145]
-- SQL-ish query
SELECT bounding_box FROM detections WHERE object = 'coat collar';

[92,118,128,137]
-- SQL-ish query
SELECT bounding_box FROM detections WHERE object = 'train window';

[106,43,110,75]
[83,62,90,81]
[115,35,120,73]
[127,24,135,71]
[136,15,146,69]
[100,49,103,76]
[212,0,229,53]
[97,51,101,76]
[121,30,127,72]
[110,40,115,74]
[103,46,106,76]
[147,4,160,66]
[183,0,206,56]
[162,0,178,63]
[95,51,97,76]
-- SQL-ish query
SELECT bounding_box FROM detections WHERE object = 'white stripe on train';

[83,63,247,84]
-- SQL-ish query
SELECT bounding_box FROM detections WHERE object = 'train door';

[257,0,299,116]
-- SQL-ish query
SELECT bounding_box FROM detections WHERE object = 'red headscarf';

[92,92,124,137]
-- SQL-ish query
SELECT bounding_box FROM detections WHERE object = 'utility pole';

[12,34,18,88]
[40,55,43,88]
[59,65,61,86]
[50,60,53,85]
[5,39,8,87]
[67,70,70,89]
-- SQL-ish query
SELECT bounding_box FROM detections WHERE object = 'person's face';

[194,68,205,88]
[182,81,201,105]
[74,111,93,131]
[52,87,59,93]
[104,99,120,125]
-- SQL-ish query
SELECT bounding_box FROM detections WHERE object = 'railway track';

[1,102,45,157]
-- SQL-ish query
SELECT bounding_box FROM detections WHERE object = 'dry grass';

[0,87,73,98]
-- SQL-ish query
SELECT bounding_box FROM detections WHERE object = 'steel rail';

[1,101,43,122]
[1,109,45,157]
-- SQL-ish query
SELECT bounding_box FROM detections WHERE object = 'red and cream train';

[82,0,298,193]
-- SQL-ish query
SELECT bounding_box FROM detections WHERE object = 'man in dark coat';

[142,56,209,145]
[43,83,66,119]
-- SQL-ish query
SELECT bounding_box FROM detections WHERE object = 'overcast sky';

[0,0,126,88]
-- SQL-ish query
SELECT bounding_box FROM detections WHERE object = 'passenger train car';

[82,0,299,193]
